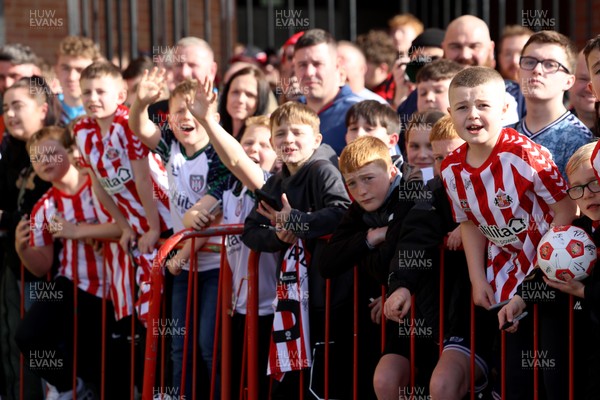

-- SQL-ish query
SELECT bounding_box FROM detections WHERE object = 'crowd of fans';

[0,9,599,400]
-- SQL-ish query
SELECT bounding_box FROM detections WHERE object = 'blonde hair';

[270,102,319,136]
[339,136,391,175]
[245,115,270,130]
[57,36,102,61]
[177,37,214,60]
[429,115,460,142]
[566,142,597,179]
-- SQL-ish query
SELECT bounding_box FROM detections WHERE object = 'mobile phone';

[501,311,529,330]
[255,189,282,211]
[488,299,510,312]
[208,199,222,216]
[259,224,278,231]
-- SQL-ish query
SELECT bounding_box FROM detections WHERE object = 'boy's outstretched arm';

[128,68,165,150]
[165,239,209,276]
[131,157,162,254]
[188,78,266,191]
[461,220,495,309]
[183,194,220,231]
[50,214,122,240]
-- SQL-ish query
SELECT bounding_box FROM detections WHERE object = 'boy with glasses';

[513,30,593,178]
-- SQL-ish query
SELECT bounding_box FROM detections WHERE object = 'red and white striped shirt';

[591,140,600,182]
[441,128,568,301]
[30,175,108,298]
[73,105,171,235]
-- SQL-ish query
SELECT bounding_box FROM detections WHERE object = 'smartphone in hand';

[255,189,282,211]
[208,199,222,216]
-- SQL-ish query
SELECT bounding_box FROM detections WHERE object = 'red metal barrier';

[15,226,582,399]
[142,225,244,400]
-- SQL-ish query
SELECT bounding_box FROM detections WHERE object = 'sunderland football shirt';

[30,176,107,298]
[441,128,568,301]
[74,104,171,235]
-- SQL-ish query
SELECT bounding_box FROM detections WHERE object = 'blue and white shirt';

[513,111,593,179]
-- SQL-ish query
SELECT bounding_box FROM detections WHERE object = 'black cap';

[410,28,445,53]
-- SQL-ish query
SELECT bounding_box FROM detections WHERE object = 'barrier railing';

[13,228,581,399]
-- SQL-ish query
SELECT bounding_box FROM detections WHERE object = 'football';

[537,225,597,282]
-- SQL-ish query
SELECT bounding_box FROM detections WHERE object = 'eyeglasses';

[566,179,600,200]
[519,56,571,74]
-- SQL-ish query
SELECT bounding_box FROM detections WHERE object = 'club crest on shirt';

[105,148,120,161]
[459,199,470,212]
[189,175,205,194]
[494,190,513,209]
[235,197,243,217]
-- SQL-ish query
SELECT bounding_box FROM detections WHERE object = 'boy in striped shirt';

[73,62,172,325]
[441,66,577,399]
[15,126,123,398]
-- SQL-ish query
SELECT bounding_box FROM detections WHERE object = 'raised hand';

[135,67,166,107]
[186,77,218,121]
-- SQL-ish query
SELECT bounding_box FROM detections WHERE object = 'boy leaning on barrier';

[15,126,124,399]
[128,69,232,398]
[184,77,279,400]
[318,135,424,399]
[385,115,496,399]
[241,101,352,399]
[73,62,172,326]
[542,142,600,399]
[441,66,576,399]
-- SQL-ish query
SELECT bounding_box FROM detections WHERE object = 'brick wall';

[574,0,600,49]
[2,0,235,77]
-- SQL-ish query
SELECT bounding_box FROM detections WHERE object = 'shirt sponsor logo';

[479,217,528,246]
[99,167,132,194]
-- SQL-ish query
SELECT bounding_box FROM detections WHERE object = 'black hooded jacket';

[242,144,352,310]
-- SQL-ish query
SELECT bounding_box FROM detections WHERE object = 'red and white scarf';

[267,239,311,381]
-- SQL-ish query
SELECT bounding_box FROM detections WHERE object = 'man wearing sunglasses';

[513,30,593,179]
